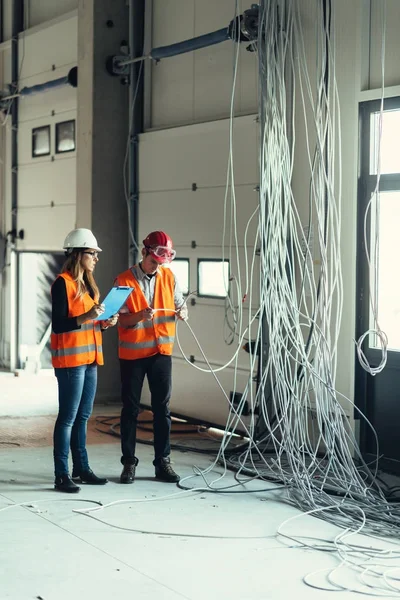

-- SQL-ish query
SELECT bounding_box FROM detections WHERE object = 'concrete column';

[76,0,129,402]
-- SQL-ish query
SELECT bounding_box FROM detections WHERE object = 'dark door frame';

[355,96,400,473]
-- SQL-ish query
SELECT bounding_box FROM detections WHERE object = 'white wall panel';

[151,0,195,125]
[139,114,258,191]
[139,112,259,425]
[18,16,77,83]
[193,43,241,123]
[192,0,256,123]
[138,186,259,248]
[1,16,77,91]
[17,204,75,251]
[2,1,77,40]
[172,302,259,368]
[150,0,258,128]
[1,15,78,253]
[18,158,76,209]
[27,1,78,30]
[151,56,195,126]
[369,0,400,89]
[141,357,255,430]
[18,86,77,124]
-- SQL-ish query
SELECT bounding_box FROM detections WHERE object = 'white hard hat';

[63,228,102,252]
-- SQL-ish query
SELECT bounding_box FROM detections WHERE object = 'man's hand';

[106,314,119,327]
[176,305,188,321]
[141,307,154,321]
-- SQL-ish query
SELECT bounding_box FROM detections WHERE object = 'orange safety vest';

[51,272,104,368]
[116,266,176,360]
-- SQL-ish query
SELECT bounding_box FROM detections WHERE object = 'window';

[370,110,400,175]
[56,120,76,153]
[198,259,229,298]
[167,258,189,295]
[32,125,50,157]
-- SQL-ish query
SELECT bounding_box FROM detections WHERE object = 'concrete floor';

[1,372,399,599]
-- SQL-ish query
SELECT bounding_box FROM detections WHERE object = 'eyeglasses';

[83,251,99,259]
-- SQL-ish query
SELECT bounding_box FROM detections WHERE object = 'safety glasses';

[147,245,176,262]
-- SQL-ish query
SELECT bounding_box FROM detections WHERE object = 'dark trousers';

[120,354,172,466]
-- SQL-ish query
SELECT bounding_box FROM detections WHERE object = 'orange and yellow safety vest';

[115,267,176,360]
[51,272,104,368]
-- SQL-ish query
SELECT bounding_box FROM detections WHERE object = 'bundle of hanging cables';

[175,0,400,594]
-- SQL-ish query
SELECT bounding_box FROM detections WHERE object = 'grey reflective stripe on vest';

[51,344,102,357]
[158,336,174,344]
[119,336,174,350]
[154,315,175,325]
[134,315,175,331]
[135,320,155,331]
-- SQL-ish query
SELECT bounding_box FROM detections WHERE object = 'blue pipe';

[19,76,68,96]
[150,27,230,61]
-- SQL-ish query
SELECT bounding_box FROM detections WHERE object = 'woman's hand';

[86,304,105,320]
[76,303,105,327]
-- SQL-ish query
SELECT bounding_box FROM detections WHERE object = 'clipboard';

[96,286,134,321]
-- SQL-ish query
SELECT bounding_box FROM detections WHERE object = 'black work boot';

[120,458,138,484]
[155,458,180,483]
[72,468,108,485]
[54,474,81,493]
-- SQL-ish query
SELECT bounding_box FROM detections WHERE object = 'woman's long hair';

[62,250,100,301]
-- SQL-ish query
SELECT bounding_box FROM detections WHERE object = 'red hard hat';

[143,231,173,249]
[142,231,175,264]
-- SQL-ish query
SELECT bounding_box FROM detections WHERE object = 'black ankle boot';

[120,458,138,484]
[154,458,180,483]
[54,474,81,493]
[73,468,108,485]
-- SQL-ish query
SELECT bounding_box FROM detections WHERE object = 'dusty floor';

[1,371,399,599]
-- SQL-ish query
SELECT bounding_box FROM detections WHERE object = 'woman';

[51,228,118,493]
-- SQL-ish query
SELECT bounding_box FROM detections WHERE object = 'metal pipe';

[128,0,145,266]
[1,67,77,106]
[120,53,150,66]
[119,26,230,67]
[0,0,4,43]
[11,0,24,243]
[11,0,24,370]
[20,75,68,96]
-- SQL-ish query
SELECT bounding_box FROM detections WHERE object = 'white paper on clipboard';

[96,286,134,321]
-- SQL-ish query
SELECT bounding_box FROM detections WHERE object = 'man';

[115,231,188,484]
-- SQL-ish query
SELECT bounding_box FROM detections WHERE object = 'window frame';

[32,125,51,158]
[168,258,190,296]
[55,119,76,154]
[197,258,230,299]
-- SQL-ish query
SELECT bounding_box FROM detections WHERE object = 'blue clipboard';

[96,286,134,321]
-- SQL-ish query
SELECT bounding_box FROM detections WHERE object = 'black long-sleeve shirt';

[51,277,94,334]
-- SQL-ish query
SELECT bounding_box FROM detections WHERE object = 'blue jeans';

[53,364,97,477]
